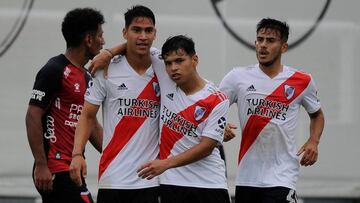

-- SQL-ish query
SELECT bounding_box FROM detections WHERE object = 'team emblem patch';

[284,85,295,100]
[194,106,207,121]
[153,82,160,97]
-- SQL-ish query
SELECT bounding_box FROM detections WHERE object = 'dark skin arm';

[25,105,53,192]
[297,108,325,166]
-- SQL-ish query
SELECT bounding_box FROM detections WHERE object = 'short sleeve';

[85,70,107,105]
[201,99,229,143]
[301,76,321,114]
[219,69,238,105]
[29,62,63,109]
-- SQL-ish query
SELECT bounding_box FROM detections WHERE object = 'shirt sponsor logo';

[218,117,226,129]
[194,106,207,121]
[31,89,45,101]
[117,98,159,118]
[45,115,57,143]
[161,106,198,137]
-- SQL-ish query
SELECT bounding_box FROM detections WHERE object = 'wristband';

[104,48,114,58]
[72,153,84,158]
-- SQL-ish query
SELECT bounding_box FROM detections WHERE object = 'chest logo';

[166,93,174,101]
[194,106,207,121]
[74,83,80,92]
[153,82,160,97]
[284,85,295,100]
[117,83,128,90]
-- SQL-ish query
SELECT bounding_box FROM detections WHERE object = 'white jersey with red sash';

[150,50,229,189]
[219,64,321,190]
[85,55,161,189]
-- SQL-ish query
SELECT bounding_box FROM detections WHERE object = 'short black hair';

[161,35,196,59]
[124,5,155,27]
[61,8,104,48]
[257,18,289,42]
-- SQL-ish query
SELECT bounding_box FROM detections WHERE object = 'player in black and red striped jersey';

[26,8,105,203]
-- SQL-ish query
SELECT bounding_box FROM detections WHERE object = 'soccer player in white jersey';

[133,35,230,203]
[69,5,160,203]
[220,18,325,203]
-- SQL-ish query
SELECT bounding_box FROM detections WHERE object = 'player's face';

[255,28,287,67]
[123,17,156,56]
[87,25,105,59]
[164,49,198,87]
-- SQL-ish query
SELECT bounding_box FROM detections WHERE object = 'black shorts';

[160,184,231,203]
[235,186,298,203]
[97,186,159,203]
[35,171,94,203]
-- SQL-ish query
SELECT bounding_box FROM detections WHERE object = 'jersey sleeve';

[201,99,229,143]
[219,68,238,105]
[85,70,106,105]
[29,62,63,109]
[301,75,321,114]
[150,47,167,79]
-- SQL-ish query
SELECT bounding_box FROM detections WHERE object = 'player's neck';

[259,60,283,79]
[64,48,89,69]
[125,51,152,75]
[180,74,206,96]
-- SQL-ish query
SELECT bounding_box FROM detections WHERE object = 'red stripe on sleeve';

[238,71,311,164]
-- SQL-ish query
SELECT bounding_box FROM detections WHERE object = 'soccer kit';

[29,54,93,203]
[150,50,230,203]
[219,64,321,191]
[85,55,160,201]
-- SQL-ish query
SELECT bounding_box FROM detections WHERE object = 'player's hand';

[297,139,319,166]
[137,160,170,180]
[34,163,53,192]
[89,50,112,78]
[224,123,237,142]
[69,155,87,186]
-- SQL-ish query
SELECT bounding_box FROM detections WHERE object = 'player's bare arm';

[297,108,325,166]
[137,136,218,180]
[26,105,53,192]
[70,101,100,186]
[89,43,127,76]
[89,119,103,152]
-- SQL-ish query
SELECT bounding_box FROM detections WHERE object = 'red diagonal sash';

[160,92,225,159]
[98,76,159,180]
[238,71,311,164]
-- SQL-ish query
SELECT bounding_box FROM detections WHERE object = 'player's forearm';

[166,137,217,169]
[25,109,47,165]
[89,119,103,153]
[108,43,126,56]
[72,113,95,155]
[309,109,325,143]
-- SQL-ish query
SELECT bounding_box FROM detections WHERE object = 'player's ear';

[84,33,93,47]
[122,27,128,40]
[281,42,288,53]
[192,54,198,67]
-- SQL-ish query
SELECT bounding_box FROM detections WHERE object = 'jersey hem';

[160,180,228,190]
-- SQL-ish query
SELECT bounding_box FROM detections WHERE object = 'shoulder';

[285,66,312,81]
[37,54,67,79]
